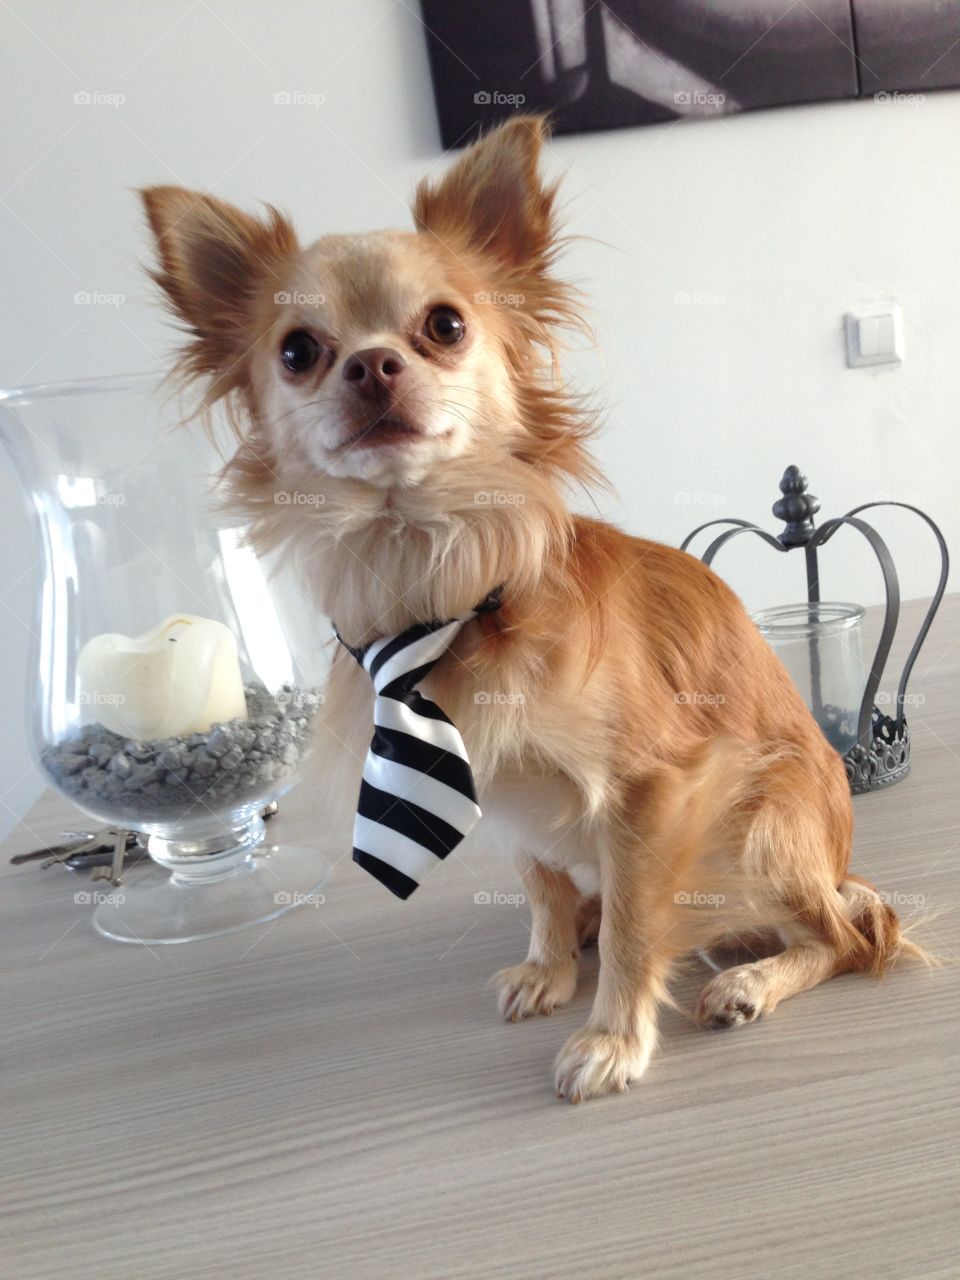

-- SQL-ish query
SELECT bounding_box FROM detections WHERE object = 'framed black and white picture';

[420,0,960,146]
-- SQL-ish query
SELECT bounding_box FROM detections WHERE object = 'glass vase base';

[92,843,330,944]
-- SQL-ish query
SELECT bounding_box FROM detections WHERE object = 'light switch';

[845,305,904,368]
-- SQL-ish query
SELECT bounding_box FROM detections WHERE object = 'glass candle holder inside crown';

[752,601,866,758]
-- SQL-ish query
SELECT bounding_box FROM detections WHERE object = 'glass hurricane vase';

[0,372,330,943]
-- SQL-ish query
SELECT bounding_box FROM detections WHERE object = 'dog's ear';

[140,186,297,377]
[412,116,557,270]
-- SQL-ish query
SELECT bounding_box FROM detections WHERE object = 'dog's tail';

[802,873,935,976]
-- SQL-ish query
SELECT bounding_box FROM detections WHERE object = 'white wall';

[1,0,956,835]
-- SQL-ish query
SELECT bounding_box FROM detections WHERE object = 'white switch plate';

[844,304,904,368]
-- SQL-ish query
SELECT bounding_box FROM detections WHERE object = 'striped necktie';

[338,591,502,899]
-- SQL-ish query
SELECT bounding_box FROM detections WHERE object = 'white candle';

[77,615,248,741]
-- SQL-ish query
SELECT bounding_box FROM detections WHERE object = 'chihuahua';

[141,116,921,1103]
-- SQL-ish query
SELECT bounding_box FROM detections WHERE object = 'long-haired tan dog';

[142,117,922,1102]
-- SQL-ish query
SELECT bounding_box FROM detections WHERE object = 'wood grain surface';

[1,596,957,1280]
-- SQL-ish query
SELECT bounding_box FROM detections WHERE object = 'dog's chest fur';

[464,772,601,897]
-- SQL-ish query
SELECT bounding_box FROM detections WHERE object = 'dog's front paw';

[553,1026,653,1103]
[490,959,577,1021]
[697,964,768,1028]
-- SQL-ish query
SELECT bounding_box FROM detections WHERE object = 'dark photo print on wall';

[420,0,960,146]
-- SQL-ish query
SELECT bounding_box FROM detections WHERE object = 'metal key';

[13,827,133,871]
[109,829,127,886]
[11,831,98,865]
[40,835,105,868]
[64,841,139,870]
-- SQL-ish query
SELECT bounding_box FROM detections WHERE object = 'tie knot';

[334,587,503,682]
[366,617,467,696]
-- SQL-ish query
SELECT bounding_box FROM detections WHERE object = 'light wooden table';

[2,597,958,1280]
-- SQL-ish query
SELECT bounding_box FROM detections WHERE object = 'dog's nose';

[341,347,407,401]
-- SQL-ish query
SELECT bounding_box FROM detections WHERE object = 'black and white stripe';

[340,605,494,899]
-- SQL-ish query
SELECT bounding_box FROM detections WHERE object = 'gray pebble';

[189,750,218,778]
[110,753,133,780]
[57,752,90,776]
[131,762,164,787]
[219,745,244,771]
[206,727,232,757]
[43,683,318,822]
[158,745,186,771]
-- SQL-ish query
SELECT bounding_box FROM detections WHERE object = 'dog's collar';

[334,585,504,663]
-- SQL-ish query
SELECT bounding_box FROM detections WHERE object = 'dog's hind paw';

[697,964,768,1028]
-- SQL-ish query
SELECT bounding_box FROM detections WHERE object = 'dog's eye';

[280,330,322,374]
[424,307,465,345]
